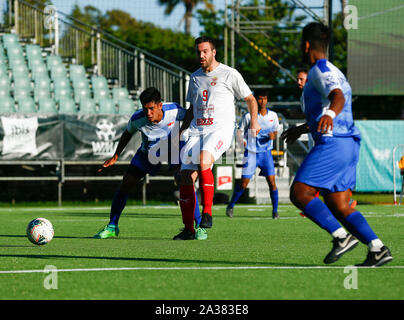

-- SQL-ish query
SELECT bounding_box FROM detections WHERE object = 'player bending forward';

[173,36,260,240]
[94,87,207,240]
[281,22,392,267]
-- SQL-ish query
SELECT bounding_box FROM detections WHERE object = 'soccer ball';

[26,218,54,245]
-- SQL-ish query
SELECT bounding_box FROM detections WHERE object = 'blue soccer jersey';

[127,102,186,154]
[238,109,280,153]
[301,59,360,142]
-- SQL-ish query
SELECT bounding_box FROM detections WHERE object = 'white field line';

[1,265,404,275]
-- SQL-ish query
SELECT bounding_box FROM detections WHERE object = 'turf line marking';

[1,265,404,274]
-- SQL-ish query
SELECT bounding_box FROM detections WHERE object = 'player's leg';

[199,129,234,228]
[94,165,145,239]
[199,150,215,228]
[291,182,359,264]
[261,151,278,219]
[226,149,255,217]
[226,178,250,218]
[325,191,392,267]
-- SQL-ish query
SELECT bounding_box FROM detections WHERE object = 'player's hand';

[268,132,277,140]
[317,115,333,134]
[250,122,261,137]
[280,126,301,144]
[97,154,119,173]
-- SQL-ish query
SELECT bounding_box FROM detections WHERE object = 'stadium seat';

[74,87,91,103]
[0,65,9,78]
[13,75,32,90]
[0,96,16,113]
[98,98,117,114]
[17,97,36,113]
[78,98,97,114]
[14,87,32,101]
[34,75,51,90]
[28,57,46,71]
[69,64,86,81]
[58,98,77,114]
[91,75,108,90]
[34,87,51,102]
[2,34,20,49]
[117,98,135,115]
[93,87,110,103]
[112,87,129,103]
[46,55,63,70]
[54,86,72,102]
[50,64,67,79]
[52,76,70,89]
[11,64,29,79]
[25,44,42,59]
[38,97,57,113]
[31,64,49,80]
[0,76,11,90]
[6,45,23,59]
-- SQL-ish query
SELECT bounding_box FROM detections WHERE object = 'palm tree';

[158,0,214,35]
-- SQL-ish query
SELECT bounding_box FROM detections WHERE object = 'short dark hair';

[297,68,308,75]
[301,22,330,53]
[139,87,161,106]
[254,88,268,99]
[195,36,216,50]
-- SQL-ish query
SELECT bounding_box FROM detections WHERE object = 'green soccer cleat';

[93,224,119,239]
[195,227,208,240]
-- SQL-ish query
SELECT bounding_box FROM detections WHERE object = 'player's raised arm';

[245,94,261,135]
[98,129,132,173]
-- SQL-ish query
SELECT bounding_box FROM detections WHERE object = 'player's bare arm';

[245,94,261,135]
[269,131,278,140]
[281,123,309,144]
[98,129,132,172]
[179,105,194,135]
[317,88,345,134]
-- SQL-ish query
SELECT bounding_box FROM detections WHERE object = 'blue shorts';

[131,149,161,176]
[294,135,360,194]
[242,149,275,179]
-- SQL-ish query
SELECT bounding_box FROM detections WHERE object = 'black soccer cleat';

[200,213,213,228]
[226,207,234,218]
[173,228,195,240]
[272,212,279,219]
[323,234,359,264]
[356,246,393,267]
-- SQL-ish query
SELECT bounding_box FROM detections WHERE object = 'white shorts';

[180,128,235,171]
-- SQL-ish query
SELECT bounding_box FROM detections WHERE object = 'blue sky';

[50,0,342,36]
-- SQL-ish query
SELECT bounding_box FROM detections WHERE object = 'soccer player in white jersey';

[93,87,206,240]
[173,36,260,240]
[226,89,280,219]
[281,22,392,267]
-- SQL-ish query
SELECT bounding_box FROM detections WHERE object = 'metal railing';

[7,0,191,105]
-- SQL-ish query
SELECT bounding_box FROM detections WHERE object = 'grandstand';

[0,33,139,115]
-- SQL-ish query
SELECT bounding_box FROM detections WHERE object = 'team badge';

[211,76,218,86]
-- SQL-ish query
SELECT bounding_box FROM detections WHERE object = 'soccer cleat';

[272,212,279,219]
[200,213,213,228]
[349,199,357,209]
[173,228,195,240]
[195,227,208,240]
[323,234,359,264]
[356,246,393,267]
[93,224,119,239]
[226,207,234,218]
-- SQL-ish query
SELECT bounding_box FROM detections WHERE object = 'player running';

[281,22,392,267]
[94,87,207,240]
[173,36,260,240]
[226,89,280,219]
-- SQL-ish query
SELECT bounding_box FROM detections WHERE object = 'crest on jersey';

[210,76,218,86]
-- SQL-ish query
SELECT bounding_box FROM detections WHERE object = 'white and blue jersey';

[127,102,186,174]
[239,109,280,153]
[295,59,361,193]
[238,110,279,178]
[301,59,360,143]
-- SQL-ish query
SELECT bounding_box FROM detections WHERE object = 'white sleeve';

[231,70,252,100]
[186,76,195,103]
[312,68,342,99]
[273,113,280,132]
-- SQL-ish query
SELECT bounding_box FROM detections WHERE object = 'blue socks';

[227,184,245,209]
[303,197,342,234]
[270,189,278,213]
[344,211,378,244]
[194,191,201,226]
[109,190,128,226]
